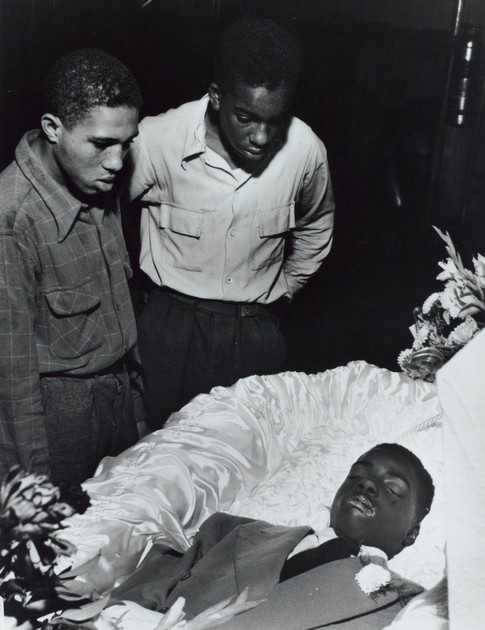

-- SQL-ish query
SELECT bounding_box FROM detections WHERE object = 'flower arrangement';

[0,466,108,629]
[398,226,485,382]
[1,467,263,630]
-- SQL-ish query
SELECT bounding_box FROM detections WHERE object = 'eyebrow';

[87,131,139,143]
[234,106,290,123]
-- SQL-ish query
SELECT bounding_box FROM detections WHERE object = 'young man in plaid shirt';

[0,49,142,484]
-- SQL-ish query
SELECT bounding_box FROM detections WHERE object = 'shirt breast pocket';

[252,203,295,271]
[44,280,103,360]
[158,202,205,272]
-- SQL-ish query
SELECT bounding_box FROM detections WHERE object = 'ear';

[41,113,63,144]
[208,82,222,112]
[402,524,420,548]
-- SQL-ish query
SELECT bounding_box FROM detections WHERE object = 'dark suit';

[111,513,423,629]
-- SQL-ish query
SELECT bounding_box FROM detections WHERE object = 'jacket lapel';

[219,556,423,630]
[234,521,311,599]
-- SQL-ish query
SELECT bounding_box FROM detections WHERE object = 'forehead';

[70,105,139,137]
[224,81,292,119]
[354,448,419,487]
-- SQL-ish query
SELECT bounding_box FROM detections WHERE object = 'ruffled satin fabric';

[61,361,445,595]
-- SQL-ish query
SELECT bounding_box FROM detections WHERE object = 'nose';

[250,123,270,148]
[103,146,124,173]
[358,477,378,496]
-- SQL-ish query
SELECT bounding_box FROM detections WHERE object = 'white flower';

[397,348,412,369]
[436,258,460,283]
[355,563,392,595]
[446,317,479,346]
[439,283,464,319]
[421,292,440,315]
[413,323,431,348]
[473,253,485,278]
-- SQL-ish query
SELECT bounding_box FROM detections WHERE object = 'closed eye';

[385,482,407,497]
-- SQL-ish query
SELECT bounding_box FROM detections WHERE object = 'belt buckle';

[240,304,254,317]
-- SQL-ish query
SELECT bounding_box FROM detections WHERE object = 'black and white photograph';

[0,1,484,628]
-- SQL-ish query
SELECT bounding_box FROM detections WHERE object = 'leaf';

[155,597,187,629]
[54,577,98,601]
[45,620,97,630]
[176,589,266,630]
[433,225,464,271]
[51,595,110,622]
[57,550,102,579]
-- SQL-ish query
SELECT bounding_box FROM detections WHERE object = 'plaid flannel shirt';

[0,131,137,476]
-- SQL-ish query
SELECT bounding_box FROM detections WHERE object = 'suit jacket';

[111,513,424,629]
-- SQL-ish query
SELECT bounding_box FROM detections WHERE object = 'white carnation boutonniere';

[355,552,423,605]
[355,561,392,595]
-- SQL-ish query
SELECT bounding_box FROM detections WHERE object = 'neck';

[31,134,66,188]
[204,107,260,172]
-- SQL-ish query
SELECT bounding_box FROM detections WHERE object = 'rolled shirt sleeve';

[283,140,335,296]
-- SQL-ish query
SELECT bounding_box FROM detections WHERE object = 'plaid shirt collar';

[15,130,89,242]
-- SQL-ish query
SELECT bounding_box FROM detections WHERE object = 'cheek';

[62,145,92,170]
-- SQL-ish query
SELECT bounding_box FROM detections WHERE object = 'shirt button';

[229,228,236,237]
[180,571,191,581]
[226,276,233,284]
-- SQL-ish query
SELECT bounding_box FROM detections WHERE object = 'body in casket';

[60,360,446,628]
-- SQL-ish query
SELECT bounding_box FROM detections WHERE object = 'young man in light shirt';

[126,17,335,428]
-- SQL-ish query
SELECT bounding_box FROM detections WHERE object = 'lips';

[346,494,376,517]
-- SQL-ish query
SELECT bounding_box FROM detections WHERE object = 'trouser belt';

[41,358,127,379]
[162,287,275,317]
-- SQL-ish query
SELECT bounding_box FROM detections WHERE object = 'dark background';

[1,0,484,374]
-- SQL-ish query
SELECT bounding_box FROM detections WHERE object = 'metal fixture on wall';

[426,0,466,216]
[446,23,482,127]
[424,0,485,233]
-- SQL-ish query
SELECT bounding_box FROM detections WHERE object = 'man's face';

[209,81,292,166]
[330,448,422,559]
[53,105,138,196]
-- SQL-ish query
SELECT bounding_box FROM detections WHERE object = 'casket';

[61,354,454,628]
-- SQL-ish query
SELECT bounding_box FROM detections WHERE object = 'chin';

[236,147,266,162]
[96,182,115,192]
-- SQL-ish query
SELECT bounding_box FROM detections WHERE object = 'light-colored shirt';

[290,526,388,562]
[0,131,136,475]
[126,96,335,304]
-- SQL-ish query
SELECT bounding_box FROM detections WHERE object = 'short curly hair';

[42,48,142,129]
[213,18,301,95]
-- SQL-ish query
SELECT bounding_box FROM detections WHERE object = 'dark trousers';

[137,289,287,429]
[40,371,138,485]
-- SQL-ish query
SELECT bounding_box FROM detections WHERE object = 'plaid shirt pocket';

[44,280,103,360]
